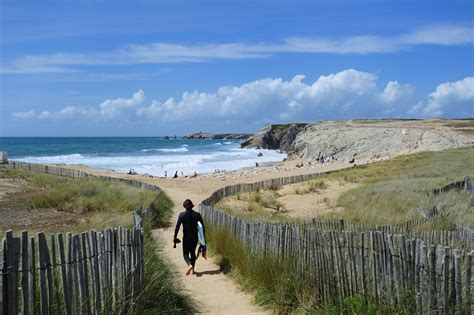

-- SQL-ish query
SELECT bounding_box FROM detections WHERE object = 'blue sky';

[1,0,473,136]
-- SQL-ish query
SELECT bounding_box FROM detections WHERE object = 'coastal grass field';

[0,167,158,234]
[0,166,196,313]
[215,146,474,229]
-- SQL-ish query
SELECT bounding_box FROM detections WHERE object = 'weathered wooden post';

[0,152,7,164]
[464,176,472,193]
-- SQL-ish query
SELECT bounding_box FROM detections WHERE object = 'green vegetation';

[0,168,156,213]
[295,180,328,194]
[323,147,474,227]
[208,223,311,313]
[218,189,292,223]
[208,224,411,314]
[271,123,308,131]
[217,147,474,229]
[146,190,174,229]
[132,228,196,314]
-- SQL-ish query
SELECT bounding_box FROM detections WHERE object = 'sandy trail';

[153,186,264,315]
[62,161,351,314]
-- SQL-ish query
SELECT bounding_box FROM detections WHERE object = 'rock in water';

[182,132,251,139]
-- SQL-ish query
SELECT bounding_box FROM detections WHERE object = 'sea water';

[0,137,286,176]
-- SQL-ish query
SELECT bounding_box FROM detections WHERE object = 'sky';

[1,0,473,136]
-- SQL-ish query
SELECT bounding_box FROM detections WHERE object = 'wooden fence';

[202,173,474,249]
[200,172,474,312]
[202,204,473,313]
[0,162,164,314]
[432,176,472,196]
[7,161,161,193]
[0,212,144,315]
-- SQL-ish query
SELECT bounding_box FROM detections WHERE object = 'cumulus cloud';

[138,69,416,122]
[12,110,36,119]
[13,90,145,121]
[12,72,472,125]
[409,77,474,117]
[99,89,145,119]
[2,25,472,73]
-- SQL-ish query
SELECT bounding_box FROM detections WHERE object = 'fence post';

[21,231,31,315]
[463,176,471,193]
[37,232,50,314]
[1,238,6,314]
[453,250,462,313]
[5,231,21,315]
[465,252,472,315]
[58,233,72,315]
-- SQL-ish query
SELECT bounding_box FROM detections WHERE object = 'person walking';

[173,199,205,275]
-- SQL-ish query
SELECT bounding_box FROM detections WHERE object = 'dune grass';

[322,147,474,227]
[0,168,157,213]
[217,188,292,223]
[216,147,474,229]
[132,228,197,314]
[207,223,411,314]
[0,168,160,233]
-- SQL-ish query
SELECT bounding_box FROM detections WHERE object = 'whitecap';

[142,147,189,153]
[14,146,286,176]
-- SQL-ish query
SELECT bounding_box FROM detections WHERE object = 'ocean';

[0,137,286,176]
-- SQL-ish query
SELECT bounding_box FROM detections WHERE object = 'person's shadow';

[194,268,223,277]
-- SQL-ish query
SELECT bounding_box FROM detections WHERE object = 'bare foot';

[186,265,194,275]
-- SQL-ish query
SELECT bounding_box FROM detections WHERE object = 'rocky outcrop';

[240,123,308,151]
[240,119,474,162]
[182,132,251,140]
[288,120,474,162]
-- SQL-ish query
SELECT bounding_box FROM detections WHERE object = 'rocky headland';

[241,119,474,162]
[240,123,308,151]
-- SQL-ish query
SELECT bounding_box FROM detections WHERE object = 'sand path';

[152,186,264,315]
[64,162,351,314]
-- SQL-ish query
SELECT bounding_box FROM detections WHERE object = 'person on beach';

[174,199,205,275]
[173,171,178,178]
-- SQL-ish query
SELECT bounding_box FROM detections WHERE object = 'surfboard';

[197,222,207,260]
[197,221,206,246]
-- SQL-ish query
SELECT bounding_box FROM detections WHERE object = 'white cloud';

[380,81,415,104]
[409,77,474,117]
[403,25,474,46]
[12,73,473,125]
[12,110,36,119]
[37,106,97,120]
[138,69,415,122]
[99,89,145,119]
[2,25,472,73]
[12,90,145,121]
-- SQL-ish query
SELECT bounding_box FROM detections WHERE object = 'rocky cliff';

[182,132,251,140]
[242,119,474,162]
[240,123,308,151]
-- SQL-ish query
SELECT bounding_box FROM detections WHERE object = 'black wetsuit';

[174,209,205,267]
